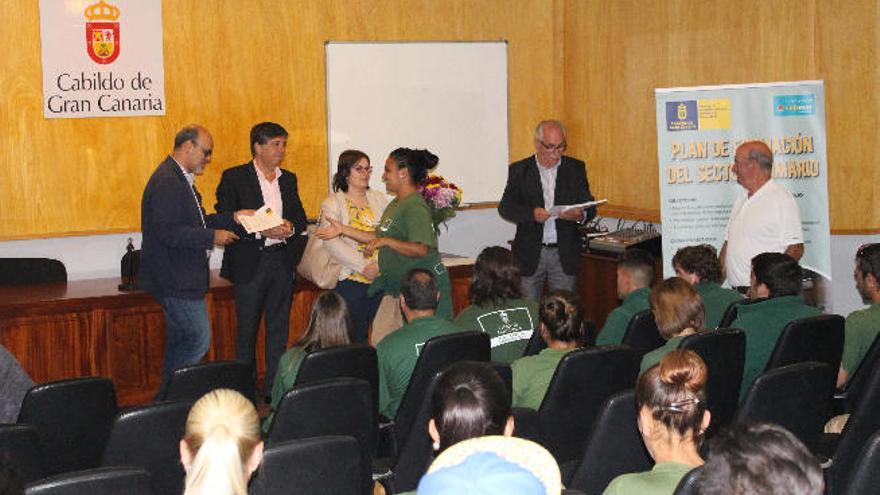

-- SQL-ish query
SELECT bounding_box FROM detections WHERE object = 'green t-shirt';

[377,315,463,418]
[732,296,822,399]
[511,347,576,410]
[372,193,452,320]
[597,287,652,345]
[841,303,880,377]
[263,346,307,433]
[603,462,696,495]
[695,282,743,329]
[454,298,539,363]
[640,335,688,375]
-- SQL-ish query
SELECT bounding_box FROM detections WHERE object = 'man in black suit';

[215,122,308,398]
[499,120,595,301]
[140,124,248,398]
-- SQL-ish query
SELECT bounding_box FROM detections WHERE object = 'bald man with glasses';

[499,120,596,300]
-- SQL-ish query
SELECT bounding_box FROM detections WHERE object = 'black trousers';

[232,249,294,396]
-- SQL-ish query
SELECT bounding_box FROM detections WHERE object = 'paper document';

[549,198,608,217]
[239,205,284,234]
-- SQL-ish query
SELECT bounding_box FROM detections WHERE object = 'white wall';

[0,214,873,317]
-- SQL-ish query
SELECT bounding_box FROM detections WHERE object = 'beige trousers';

[370,295,404,346]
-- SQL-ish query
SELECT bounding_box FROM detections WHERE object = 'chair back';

[390,369,443,493]
[266,378,375,495]
[829,358,880,493]
[0,258,67,286]
[18,377,118,475]
[621,310,664,357]
[294,344,378,410]
[678,328,745,437]
[672,466,703,495]
[491,361,513,397]
[101,400,191,495]
[24,467,153,495]
[162,360,254,403]
[840,430,880,495]
[764,314,844,374]
[836,331,880,414]
[567,390,652,495]
[522,328,546,356]
[717,297,767,329]
[250,437,362,495]
[0,424,44,484]
[538,346,640,464]
[394,332,490,449]
[735,362,833,452]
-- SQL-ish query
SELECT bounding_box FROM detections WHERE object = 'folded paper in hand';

[548,198,608,218]
[240,205,284,234]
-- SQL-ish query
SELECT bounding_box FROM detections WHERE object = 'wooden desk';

[0,265,473,406]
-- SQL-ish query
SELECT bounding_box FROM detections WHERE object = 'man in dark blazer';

[140,124,247,399]
[215,122,308,398]
[499,120,596,301]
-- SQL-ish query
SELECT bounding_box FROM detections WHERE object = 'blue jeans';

[156,296,211,399]
[335,279,382,344]
[521,246,577,302]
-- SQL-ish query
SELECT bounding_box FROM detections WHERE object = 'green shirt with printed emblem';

[371,192,453,320]
[454,298,540,363]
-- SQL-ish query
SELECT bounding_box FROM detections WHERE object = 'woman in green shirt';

[319,148,453,344]
[604,349,710,495]
[455,246,540,363]
[640,278,705,374]
[263,291,353,432]
[510,290,584,410]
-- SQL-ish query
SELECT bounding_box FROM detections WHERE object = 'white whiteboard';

[326,41,509,204]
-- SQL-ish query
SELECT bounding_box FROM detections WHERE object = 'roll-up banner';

[655,81,830,305]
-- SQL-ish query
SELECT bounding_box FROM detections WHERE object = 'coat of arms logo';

[85,0,121,64]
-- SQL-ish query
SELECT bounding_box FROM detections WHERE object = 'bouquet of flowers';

[421,174,462,234]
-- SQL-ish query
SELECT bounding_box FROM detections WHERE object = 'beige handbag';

[296,208,342,289]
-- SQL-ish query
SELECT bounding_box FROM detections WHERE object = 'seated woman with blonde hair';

[639,277,705,374]
[179,389,264,495]
[604,349,710,495]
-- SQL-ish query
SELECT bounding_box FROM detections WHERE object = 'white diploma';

[239,205,284,234]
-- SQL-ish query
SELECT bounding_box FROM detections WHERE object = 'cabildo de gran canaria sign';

[39,0,165,118]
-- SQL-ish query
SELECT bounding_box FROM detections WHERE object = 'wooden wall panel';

[0,0,562,239]
[1,0,874,238]
[563,0,878,231]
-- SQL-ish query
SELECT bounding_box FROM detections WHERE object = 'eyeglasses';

[539,140,566,152]
[191,140,213,158]
[353,165,373,173]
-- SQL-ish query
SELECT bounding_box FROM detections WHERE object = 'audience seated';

[604,349,709,495]
[838,243,880,388]
[672,244,742,329]
[455,246,540,363]
[417,436,561,495]
[0,344,33,423]
[264,291,353,432]
[378,269,463,419]
[732,253,821,399]
[699,422,823,495]
[511,290,584,409]
[179,389,263,495]
[596,249,654,345]
[639,279,705,374]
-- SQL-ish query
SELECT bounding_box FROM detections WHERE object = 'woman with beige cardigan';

[321,149,388,343]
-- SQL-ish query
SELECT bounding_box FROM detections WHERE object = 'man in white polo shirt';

[720,140,804,292]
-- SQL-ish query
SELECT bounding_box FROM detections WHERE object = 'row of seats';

[6,322,880,494]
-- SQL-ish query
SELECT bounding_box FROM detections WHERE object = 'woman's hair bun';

[658,349,707,393]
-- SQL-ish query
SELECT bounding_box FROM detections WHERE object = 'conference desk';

[0,252,637,407]
[0,265,473,406]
